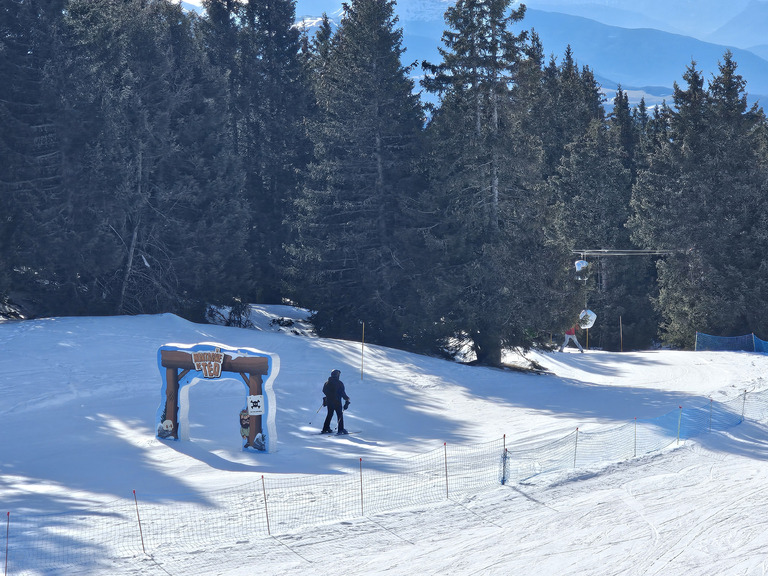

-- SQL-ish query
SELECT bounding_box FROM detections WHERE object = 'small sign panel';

[248,394,264,416]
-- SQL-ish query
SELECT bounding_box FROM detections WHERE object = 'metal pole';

[5,512,9,576]
[444,443,449,498]
[261,475,271,535]
[132,490,146,555]
[502,448,509,485]
[359,458,364,515]
[573,428,579,468]
[501,435,508,486]
[742,390,747,423]
[620,316,623,352]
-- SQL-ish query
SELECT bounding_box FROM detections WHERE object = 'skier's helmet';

[331,369,341,378]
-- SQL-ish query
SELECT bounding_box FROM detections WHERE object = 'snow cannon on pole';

[579,309,596,349]
[574,260,589,284]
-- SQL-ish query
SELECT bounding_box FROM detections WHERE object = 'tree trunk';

[375,127,386,242]
[116,216,140,315]
[116,150,142,314]
[490,86,499,231]
[473,330,503,366]
[489,20,500,232]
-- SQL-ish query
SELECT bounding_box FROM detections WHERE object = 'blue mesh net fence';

[694,332,768,352]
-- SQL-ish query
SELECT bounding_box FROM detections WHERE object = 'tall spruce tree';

[630,54,768,347]
[201,0,242,149]
[631,96,657,175]
[291,0,424,345]
[607,89,660,349]
[551,114,658,350]
[610,87,637,175]
[421,0,571,364]
[239,0,309,304]
[0,0,65,313]
[535,46,605,179]
[47,0,244,316]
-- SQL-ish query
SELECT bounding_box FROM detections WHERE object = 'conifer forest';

[2,0,768,364]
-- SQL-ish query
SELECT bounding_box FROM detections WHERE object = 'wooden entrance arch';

[155,342,279,452]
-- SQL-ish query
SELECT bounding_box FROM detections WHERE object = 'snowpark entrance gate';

[155,342,279,452]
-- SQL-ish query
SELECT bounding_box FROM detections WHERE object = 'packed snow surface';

[3,307,768,575]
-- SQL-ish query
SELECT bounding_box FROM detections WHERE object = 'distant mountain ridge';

[519,0,756,41]
[522,9,768,105]
[707,0,768,50]
[528,0,768,57]
[293,0,768,107]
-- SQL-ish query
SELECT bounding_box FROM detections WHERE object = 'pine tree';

[420,0,571,364]
[630,54,768,347]
[631,96,658,175]
[607,89,660,349]
[610,87,637,175]
[201,0,242,148]
[551,113,660,350]
[537,46,605,178]
[291,0,425,345]
[47,0,245,316]
[0,0,65,311]
[239,0,310,304]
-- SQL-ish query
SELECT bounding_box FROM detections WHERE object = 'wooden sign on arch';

[155,342,279,452]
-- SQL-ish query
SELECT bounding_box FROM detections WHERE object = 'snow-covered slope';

[3,307,768,574]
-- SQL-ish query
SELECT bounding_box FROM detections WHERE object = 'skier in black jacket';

[321,369,350,435]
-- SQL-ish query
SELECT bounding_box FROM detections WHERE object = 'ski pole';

[309,404,324,425]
